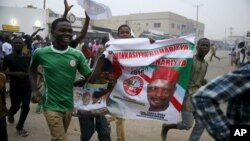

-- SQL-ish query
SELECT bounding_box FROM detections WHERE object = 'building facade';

[0,6,48,37]
[92,12,205,38]
[0,6,204,40]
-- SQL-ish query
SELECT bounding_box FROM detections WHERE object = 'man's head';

[196,38,210,57]
[117,24,131,39]
[11,36,25,54]
[147,66,178,112]
[51,18,73,49]
[238,42,245,48]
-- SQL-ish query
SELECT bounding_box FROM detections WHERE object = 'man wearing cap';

[147,66,179,112]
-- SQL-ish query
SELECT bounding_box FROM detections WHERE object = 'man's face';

[12,38,24,53]
[118,27,131,39]
[52,21,73,48]
[147,79,176,111]
[197,39,210,56]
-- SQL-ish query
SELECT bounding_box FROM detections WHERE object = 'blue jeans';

[177,111,204,141]
[78,116,111,141]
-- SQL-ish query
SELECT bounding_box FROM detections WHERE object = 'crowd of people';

[0,0,250,141]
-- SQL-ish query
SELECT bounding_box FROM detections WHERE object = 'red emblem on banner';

[123,76,143,96]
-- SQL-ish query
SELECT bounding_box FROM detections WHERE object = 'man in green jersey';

[29,18,92,141]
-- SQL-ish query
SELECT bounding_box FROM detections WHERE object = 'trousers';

[78,116,111,141]
[177,111,205,141]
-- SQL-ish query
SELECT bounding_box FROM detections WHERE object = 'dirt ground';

[6,50,236,141]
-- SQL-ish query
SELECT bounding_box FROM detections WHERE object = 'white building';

[0,6,86,38]
[0,6,48,37]
[0,6,204,40]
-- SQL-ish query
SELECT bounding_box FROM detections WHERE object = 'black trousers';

[0,116,8,141]
[9,87,31,130]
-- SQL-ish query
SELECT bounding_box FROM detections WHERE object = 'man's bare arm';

[71,12,90,45]
[62,0,73,19]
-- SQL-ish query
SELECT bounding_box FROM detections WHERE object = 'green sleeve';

[30,49,41,69]
[77,53,91,76]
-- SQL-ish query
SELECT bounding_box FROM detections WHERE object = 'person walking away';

[209,44,220,61]
[3,36,31,137]
[161,38,211,141]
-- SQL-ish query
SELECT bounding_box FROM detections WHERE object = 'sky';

[1,0,250,40]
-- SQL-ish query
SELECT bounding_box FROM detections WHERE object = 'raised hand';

[64,0,74,14]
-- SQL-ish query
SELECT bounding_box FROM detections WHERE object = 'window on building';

[200,30,203,34]
[181,25,186,30]
[49,13,60,18]
[177,25,180,30]
[49,13,53,17]
[154,23,161,28]
[171,23,175,28]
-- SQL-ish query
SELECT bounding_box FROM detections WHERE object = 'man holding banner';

[161,38,210,141]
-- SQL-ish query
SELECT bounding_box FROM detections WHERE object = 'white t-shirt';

[2,42,12,55]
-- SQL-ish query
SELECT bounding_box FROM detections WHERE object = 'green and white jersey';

[30,46,91,112]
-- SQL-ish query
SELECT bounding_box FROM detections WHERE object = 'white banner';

[103,37,195,123]
[77,0,112,20]
[74,37,195,123]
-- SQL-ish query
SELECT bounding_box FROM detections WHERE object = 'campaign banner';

[77,0,112,20]
[73,83,109,116]
[103,37,195,123]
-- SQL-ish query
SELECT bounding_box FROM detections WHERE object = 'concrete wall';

[0,6,48,38]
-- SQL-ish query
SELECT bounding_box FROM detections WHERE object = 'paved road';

[6,50,236,141]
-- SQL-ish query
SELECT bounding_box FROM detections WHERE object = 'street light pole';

[225,28,227,49]
[194,4,203,44]
[43,0,46,9]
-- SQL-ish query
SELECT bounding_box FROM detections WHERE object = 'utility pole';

[194,4,203,44]
[229,26,233,39]
[225,28,227,49]
[43,0,46,9]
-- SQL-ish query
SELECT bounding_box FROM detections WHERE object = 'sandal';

[17,129,29,137]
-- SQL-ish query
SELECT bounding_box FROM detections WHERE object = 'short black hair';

[11,36,24,42]
[238,42,245,48]
[197,38,209,46]
[117,24,131,33]
[51,18,70,32]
